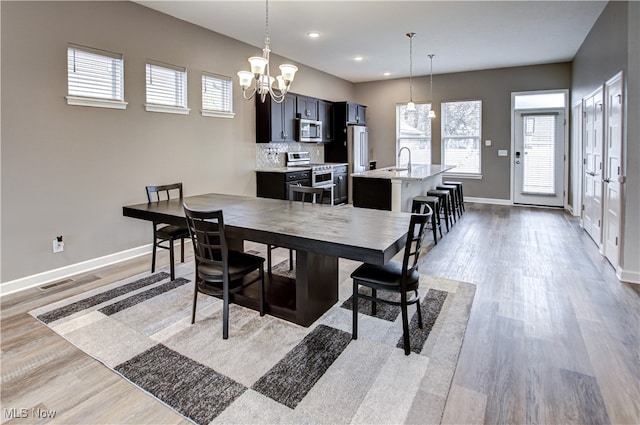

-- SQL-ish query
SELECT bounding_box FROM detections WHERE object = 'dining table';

[123,193,412,327]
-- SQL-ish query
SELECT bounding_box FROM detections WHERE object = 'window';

[145,62,189,115]
[66,44,127,109]
[442,100,482,175]
[201,73,234,118]
[396,103,433,166]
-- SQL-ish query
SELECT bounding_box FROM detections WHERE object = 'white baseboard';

[0,244,153,297]
[617,267,640,285]
[465,197,512,206]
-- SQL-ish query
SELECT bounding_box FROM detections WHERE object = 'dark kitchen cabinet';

[332,165,348,205]
[318,100,334,143]
[296,95,319,120]
[256,93,297,143]
[256,170,311,200]
[325,101,367,163]
[349,103,366,124]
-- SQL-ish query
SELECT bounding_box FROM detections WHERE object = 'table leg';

[295,250,339,327]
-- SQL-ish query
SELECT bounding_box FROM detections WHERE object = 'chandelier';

[237,0,298,103]
[406,32,416,112]
[428,54,436,118]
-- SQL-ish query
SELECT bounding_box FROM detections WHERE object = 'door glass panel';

[522,115,556,194]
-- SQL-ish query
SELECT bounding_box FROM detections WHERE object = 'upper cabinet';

[339,101,367,125]
[318,100,334,143]
[255,93,297,143]
[296,95,319,120]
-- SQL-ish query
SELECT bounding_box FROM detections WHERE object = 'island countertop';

[351,164,455,181]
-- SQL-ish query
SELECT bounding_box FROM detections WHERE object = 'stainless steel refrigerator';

[347,125,369,203]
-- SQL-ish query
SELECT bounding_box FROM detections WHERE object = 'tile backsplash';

[256,143,325,168]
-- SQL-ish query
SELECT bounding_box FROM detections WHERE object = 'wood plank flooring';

[2,203,639,424]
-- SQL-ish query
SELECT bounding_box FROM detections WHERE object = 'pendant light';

[237,0,298,103]
[427,53,436,118]
[406,32,416,112]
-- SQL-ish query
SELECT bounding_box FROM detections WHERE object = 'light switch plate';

[498,149,508,156]
[485,140,492,146]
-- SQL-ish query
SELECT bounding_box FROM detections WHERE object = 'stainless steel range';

[287,152,334,204]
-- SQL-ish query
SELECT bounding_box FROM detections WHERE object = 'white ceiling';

[135,0,607,83]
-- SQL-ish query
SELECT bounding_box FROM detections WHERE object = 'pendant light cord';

[407,32,415,103]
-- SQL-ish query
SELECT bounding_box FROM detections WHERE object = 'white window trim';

[201,110,235,118]
[67,44,127,110]
[145,61,190,115]
[144,104,191,115]
[201,72,235,118]
[66,96,128,110]
[441,100,483,177]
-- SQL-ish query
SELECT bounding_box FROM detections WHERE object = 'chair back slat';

[402,212,432,284]
[289,185,325,204]
[146,183,183,203]
[183,206,228,273]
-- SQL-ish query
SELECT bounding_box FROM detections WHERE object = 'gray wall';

[0,1,354,282]
[355,63,572,200]
[572,0,640,279]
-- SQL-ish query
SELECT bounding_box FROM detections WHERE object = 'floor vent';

[39,278,74,291]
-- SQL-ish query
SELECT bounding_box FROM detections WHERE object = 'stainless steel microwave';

[296,119,322,142]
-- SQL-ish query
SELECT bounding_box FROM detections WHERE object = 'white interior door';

[603,73,624,267]
[513,109,565,206]
[582,88,604,246]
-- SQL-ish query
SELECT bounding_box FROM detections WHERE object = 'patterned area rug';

[30,259,475,425]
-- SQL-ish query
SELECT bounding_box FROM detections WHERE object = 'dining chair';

[351,212,432,355]
[184,205,265,339]
[267,185,325,274]
[145,183,190,281]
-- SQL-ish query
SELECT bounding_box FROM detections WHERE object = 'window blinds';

[145,62,187,108]
[202,73,232,113]
[67,45,123,101]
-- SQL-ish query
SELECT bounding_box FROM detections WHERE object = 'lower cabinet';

[256,170,311,200]
[333,165,348,205]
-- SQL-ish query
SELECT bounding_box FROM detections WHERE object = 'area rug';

[30,258,476,425]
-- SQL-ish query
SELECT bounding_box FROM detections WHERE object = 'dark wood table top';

[123,193,412,265]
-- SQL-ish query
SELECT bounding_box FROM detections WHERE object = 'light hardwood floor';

[1,203,638,424]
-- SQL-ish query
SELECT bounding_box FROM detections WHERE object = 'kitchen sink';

[384,167,408,172]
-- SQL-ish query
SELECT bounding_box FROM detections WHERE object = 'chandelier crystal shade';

[428,53,436,118]
[237,0,298,103]
[406,32,416,112]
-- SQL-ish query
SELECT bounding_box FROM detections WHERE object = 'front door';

[513,109,566,206]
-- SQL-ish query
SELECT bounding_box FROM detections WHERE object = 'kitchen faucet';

[397,147,412,169]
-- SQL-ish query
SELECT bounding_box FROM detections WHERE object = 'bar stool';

[412,196,442,244]
[444,181,465,213]
[437,184,460,220]
[426,189,452,232]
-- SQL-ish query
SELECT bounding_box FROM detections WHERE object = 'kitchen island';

[352,164,455,212]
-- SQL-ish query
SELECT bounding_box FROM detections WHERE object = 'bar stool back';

[426,189,452,231]
[436,184,460,220]
[444,181,465,212]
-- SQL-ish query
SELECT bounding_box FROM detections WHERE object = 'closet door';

[582,88,604,247]
[603,72,624,268]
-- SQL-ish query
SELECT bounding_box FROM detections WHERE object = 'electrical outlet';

[53,236,64,253]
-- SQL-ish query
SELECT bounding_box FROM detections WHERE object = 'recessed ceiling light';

[383,72,391,77]
[353,56,364,62]
[307,32,320,38]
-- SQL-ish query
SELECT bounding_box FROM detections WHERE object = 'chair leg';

[169,237,175,281]
[371,288,377,316]
[222,288,229,340]
[151,240,157,273]
[401,297,411,355]
[180,237,185,263]
[289,249,294,271]
[267,245,273,275]
[191,282,198,324]
[259,266,265,316]
[352,280,358,340]
[416,292,423,329]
